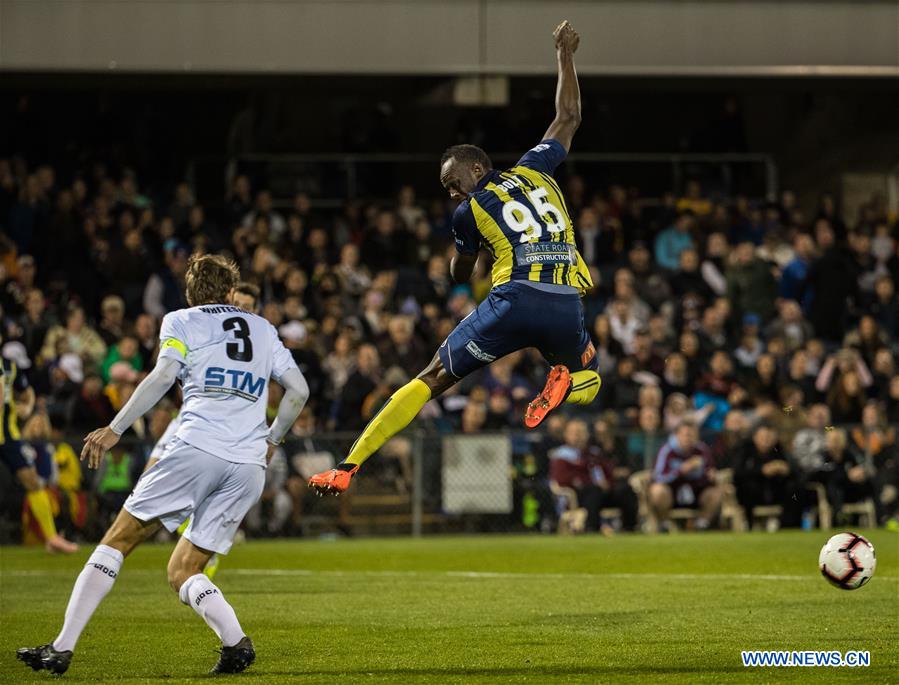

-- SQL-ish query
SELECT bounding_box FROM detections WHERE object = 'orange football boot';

[524,365,571,429]
[308,464,359,495]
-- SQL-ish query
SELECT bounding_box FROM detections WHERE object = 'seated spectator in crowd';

[660,352,693,398]
[734,423,801,528]
[745,354,780,404]
[694,350,737,432]
[869,275,899,337]
[821,427,877,525]
[18,288,54,362]
[100,335,143,383]
[844,315,889,370]
[726,242,777,324]
[627,406,665,473]
[142,240,189,318]
[591,314,624,376]
[39,305,107,368]
[649,421,721,531]
[654,212,695,271]
[792,403,832,479]
[826,369,868,424]
[710,410,750,471]
[765,299,813,353]
[69,372,115,431]
[96,295,127,347]
[779,232,815,304]
[600,356,641,413]
[549,419,611,533]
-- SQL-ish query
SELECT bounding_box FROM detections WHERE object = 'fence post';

[411,431,424,538]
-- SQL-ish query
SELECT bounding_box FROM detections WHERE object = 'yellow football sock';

[565,370,601,405]
[344,379,432,467]
[27,489,58,541]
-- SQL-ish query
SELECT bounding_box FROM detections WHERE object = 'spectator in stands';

[96,295,127,347]
[726,242,777,324]
[804,222,859,342]
[336,344,380,430]
[821,427,877,525]
[700,232,729,297]
[649,421,721,531]
[654,212,695,271]
[869,275,899,337]
[779,233,815,303]
[549,419,610,533]
[734,423,801,528]
[100,335,143,384]
[826,369,868,424]
[242,189,286,239]
[17,288,53,362]
[626,405,665,473]
[765,299,813,353]
[792,403,832,478]
[591,314,623,376]
[39,305,107,368]
[142,240,189,317]
[670,248,714,306]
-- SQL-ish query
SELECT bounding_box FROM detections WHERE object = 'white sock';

[179,573,245,647]
[53,544,124,652]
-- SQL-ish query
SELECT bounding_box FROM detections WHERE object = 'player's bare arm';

[543,20,581,152]
[450,253,478,283]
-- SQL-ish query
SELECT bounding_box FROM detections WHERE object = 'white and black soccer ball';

[818,532,876,590]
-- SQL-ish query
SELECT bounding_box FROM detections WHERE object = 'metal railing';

[6,422,889,544]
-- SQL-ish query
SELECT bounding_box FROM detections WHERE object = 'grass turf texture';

[1,531,896,684]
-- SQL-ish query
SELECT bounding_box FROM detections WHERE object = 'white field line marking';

[3,568,897,582]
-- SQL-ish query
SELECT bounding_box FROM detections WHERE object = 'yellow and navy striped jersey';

[0,358,28,444]
[451,139,593,295]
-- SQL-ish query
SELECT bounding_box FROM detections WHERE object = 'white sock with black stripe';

[179,573,245,647]
[53,544,123,652]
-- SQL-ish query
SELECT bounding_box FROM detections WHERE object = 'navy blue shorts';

[438,281,597,379]
[0,439,34,473]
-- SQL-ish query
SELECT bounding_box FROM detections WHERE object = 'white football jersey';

[149,411,182,461]
[158,304,298,465]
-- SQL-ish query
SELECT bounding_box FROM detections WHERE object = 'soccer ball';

[818,532,876,590]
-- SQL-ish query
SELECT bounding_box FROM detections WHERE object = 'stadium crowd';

[0,155,897,545]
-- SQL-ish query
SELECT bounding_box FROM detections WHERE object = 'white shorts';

[124,438,265,554]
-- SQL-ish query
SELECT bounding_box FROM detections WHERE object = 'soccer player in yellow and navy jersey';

[309,20,601,495]
[0,355,79,553]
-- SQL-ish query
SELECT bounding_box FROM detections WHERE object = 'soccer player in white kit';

[144,281,261,580]
[18,256,309,676]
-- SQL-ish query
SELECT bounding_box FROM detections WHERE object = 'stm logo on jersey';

[195,588,219,606]
[91,563,117,579]
[204,367,266,402]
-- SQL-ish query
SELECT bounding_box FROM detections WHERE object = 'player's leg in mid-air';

[18,441,263,676]
[308,281,601,494]
[524,291,601,429]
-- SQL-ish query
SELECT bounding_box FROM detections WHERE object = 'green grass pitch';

[1,531,896,684]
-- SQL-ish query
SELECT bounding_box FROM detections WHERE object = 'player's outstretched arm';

[81,357,181,469]
[543,20,581,152]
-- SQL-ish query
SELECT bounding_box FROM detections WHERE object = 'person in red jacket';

[548,419,610,532]
[649,420,722,530]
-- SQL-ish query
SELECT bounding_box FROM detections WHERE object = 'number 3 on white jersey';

[502,187,566,242]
